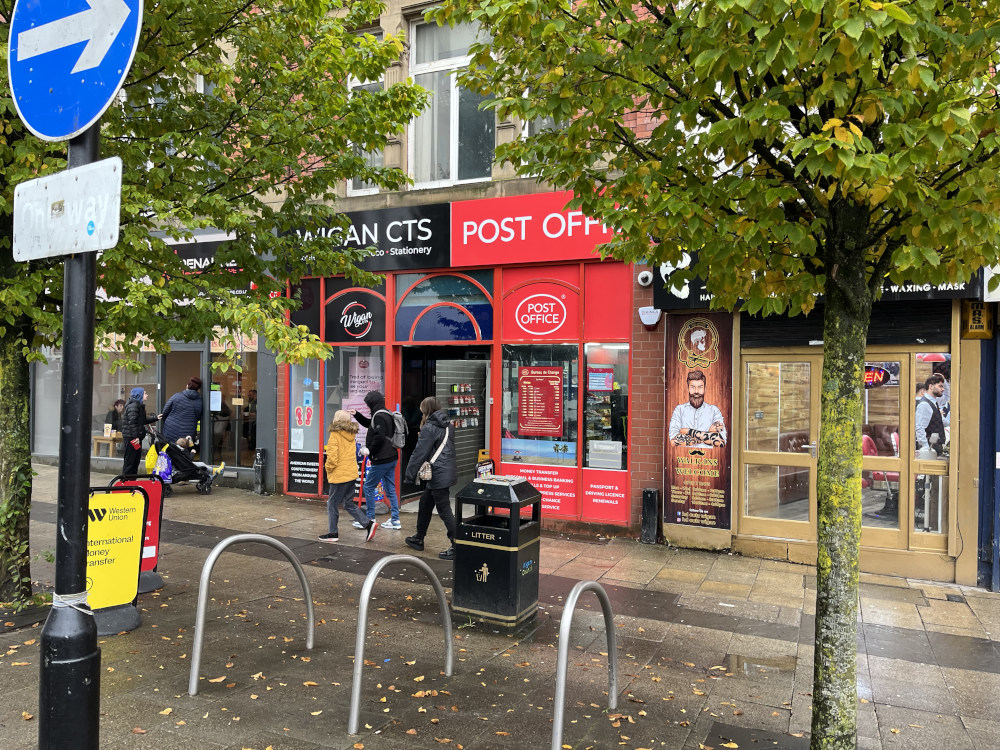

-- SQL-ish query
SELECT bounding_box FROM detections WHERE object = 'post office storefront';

[655,271,986,584]
[280,192,635,529]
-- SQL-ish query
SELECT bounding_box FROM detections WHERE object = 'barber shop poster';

[665,313,733,529]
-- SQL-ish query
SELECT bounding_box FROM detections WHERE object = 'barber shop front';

[652,269,987,584]
[279,192,637,530]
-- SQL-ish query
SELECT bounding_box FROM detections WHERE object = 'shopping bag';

[153,450,173,483]
[145,444,159,474]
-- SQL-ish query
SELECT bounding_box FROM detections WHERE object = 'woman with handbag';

[403,397,458,560]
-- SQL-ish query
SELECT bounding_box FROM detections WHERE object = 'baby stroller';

[150,428,221,496]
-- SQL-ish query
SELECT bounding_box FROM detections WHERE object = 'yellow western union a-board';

[87,489,147,610]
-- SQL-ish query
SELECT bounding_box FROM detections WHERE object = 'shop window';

[501,344,578,466]
[210,343,258,469]
[410,21,494,187]
[914,473,948,535]
[290,278,322,335]
[745,362,811,453]
[289,359,323,452]
[324,346,386,444]
[914,352,951,459]
[912,352,950,537]
[33,346,158,457]
[861,361,901,530]
[583,343,628,470]
[745,464,810,520]
[396,272,493,341]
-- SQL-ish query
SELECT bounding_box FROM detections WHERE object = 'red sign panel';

[500,462,578,518]
[581,469,630,525]
[452,191,614,266]
[518,367,563,436]
[503,281,579,341]
[109,476,164,573]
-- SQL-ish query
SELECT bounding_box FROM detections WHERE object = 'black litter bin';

[452,475,541,628]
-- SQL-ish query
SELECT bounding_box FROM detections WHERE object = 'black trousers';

[414,486,456,542]
[122,439,143,476]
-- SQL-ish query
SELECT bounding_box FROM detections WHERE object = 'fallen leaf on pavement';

[132,728,147,734]
[208,676,226,683]
[22,712,33,721]
[159,708,173,715]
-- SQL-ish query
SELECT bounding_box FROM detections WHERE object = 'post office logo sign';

[515,293,567,336]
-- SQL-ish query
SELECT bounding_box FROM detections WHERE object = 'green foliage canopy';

[435,0,1000,314]
[0,0,425,367]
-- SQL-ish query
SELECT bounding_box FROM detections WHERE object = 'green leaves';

[0,0,426,369]
[440,0,1000,315]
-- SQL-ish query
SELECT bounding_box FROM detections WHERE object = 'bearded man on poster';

[669,370,727,448]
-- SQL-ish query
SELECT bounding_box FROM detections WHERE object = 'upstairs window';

[348,32,385,196]
[410,21,494,187]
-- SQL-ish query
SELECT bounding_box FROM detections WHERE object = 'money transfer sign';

[87,489,147,610]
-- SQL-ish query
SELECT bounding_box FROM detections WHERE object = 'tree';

[0,0,426,604]
[432,0,1000,746]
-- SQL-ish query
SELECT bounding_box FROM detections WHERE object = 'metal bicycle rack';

[348,554,453,735]
[188,533,315,696]
[551,580,619,750]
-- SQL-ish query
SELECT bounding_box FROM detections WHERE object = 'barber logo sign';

[515,294,566,335]
[340,301,373,338]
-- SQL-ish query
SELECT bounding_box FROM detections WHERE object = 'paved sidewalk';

[2,465,999,748]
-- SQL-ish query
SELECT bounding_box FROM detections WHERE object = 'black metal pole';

[39,123,102,750]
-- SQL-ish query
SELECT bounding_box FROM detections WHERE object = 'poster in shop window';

[517,367,563,436]
[665,313,732,529]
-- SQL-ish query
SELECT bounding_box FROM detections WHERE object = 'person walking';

[320,410,377,543]
[351,390,402,529]
[122,387,158,476]
[403,397,458,560]
[161,377,203,443]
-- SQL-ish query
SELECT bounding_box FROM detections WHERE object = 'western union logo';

[89,508,108,522]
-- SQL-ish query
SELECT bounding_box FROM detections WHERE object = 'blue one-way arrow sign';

[8,0,143,142]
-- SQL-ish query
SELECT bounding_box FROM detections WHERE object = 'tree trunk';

[0,317,34,605]
[810,228,873,749]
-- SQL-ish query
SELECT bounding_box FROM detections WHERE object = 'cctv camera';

[637,270,654,287]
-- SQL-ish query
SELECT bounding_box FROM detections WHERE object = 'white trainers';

[352,521,365,529]
[380,519,402,530]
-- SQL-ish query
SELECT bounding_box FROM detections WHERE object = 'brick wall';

[276,362,287,493]
[628,266,666,528]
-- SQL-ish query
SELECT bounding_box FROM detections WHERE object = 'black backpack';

[375,408,407,450]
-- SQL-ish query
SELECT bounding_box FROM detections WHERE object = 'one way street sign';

[8,0,143,141]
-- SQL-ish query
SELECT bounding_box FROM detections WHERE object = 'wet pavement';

[3,465,1000,748]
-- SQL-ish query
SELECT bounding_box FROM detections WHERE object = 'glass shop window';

[583,343,629,470]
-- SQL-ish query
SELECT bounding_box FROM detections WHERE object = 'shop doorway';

[400,345,491,498]
[737,351,952,553]
[163,349,204,450]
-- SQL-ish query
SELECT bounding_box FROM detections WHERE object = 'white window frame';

[408,20,494,189]
[347,30,386,197]
[347,78,385,197]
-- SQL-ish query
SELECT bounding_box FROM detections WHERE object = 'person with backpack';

[403,397,458,560]
[351,390,405,530]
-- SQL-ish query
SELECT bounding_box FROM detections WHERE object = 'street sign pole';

[38,124,102,750]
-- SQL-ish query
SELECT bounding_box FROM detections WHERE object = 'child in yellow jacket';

[321,410,376,543]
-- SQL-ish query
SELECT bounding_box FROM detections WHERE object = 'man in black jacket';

[162,377,203,443]
[351,391,401,530]
[122,387,159,476]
